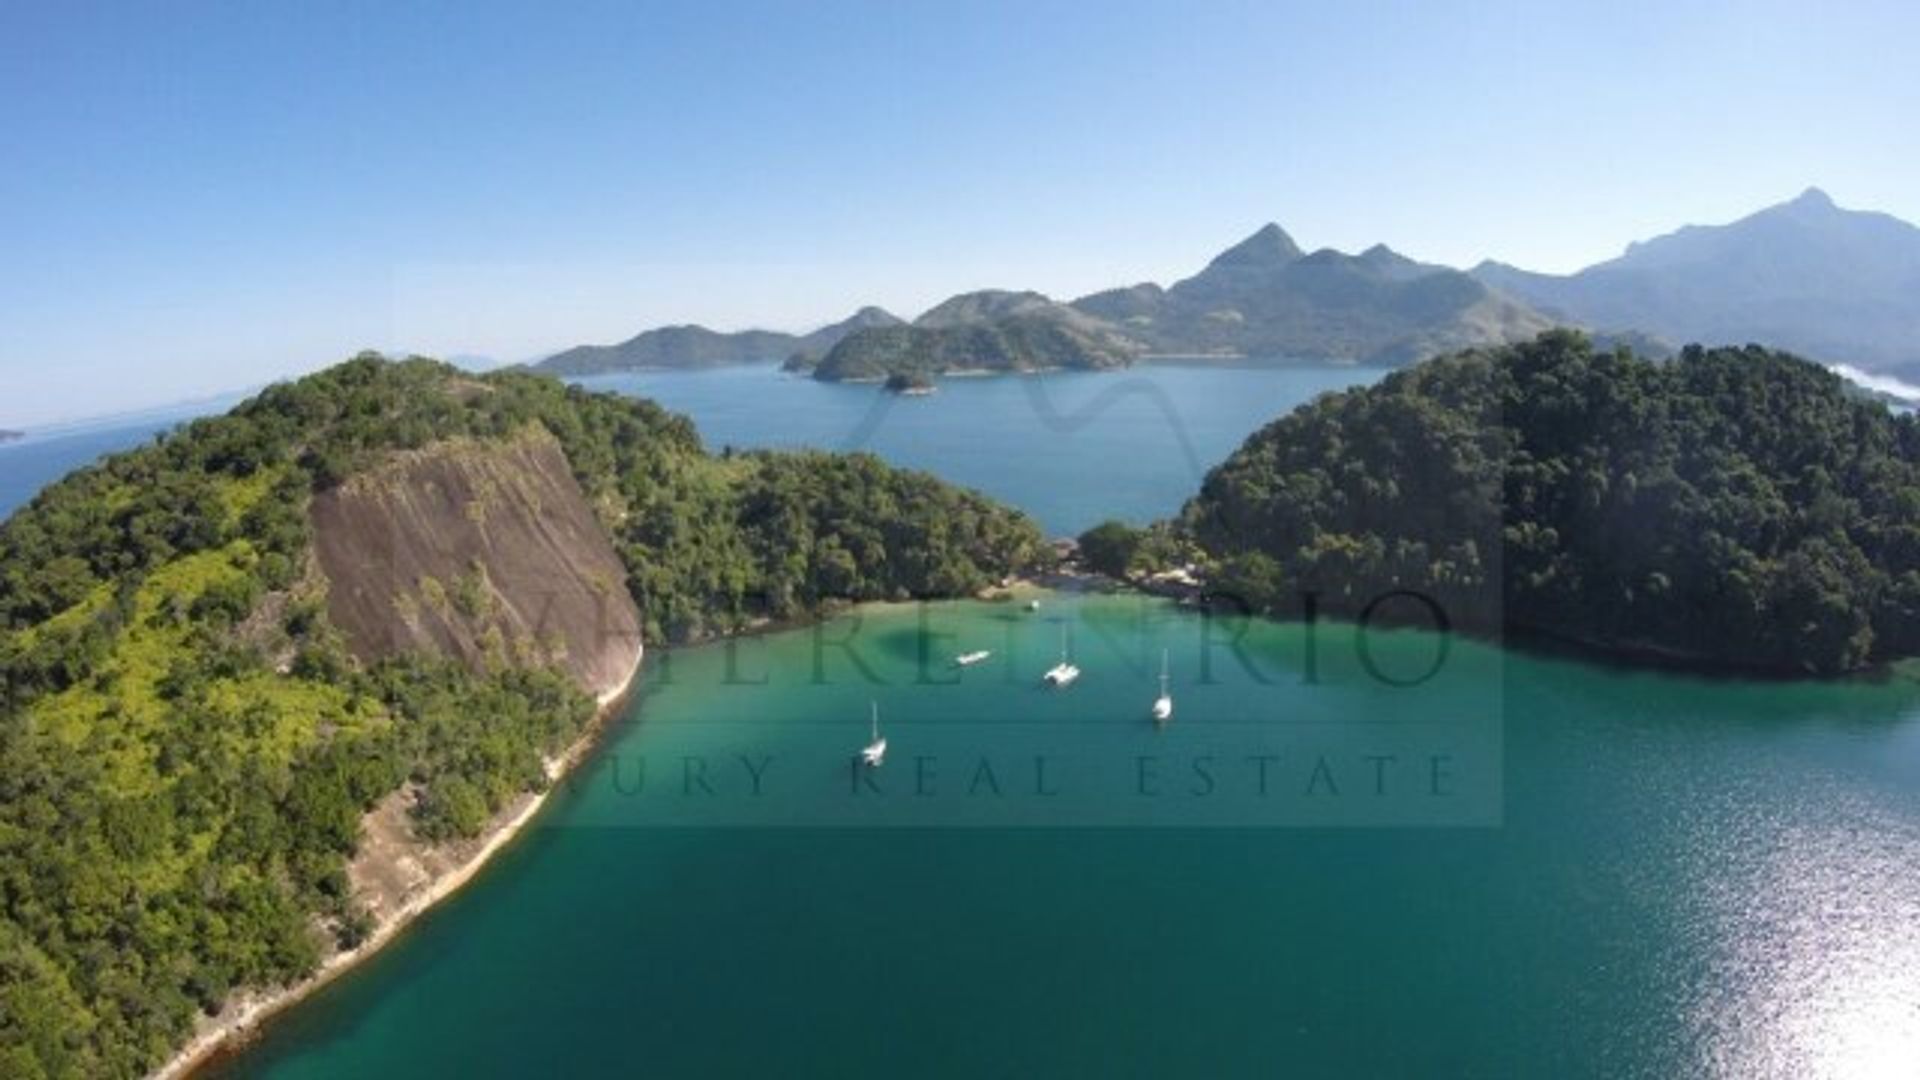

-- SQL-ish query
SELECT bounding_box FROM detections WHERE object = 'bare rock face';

[310,426,641,699]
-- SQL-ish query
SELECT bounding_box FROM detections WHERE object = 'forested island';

[0,357,1044,1076]
[786,291,1142,383]
[536,306,903,376]
[1153,331,1920,675]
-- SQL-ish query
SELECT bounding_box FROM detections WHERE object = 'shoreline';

[152,641,646,1080]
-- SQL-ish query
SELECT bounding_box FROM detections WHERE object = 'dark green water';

[218,594,1920,1078]
[205,364,1920,1077]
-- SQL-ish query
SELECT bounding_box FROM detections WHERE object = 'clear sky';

[3,0,1916,427]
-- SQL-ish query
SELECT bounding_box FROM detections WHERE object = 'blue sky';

[2,0,1916,427]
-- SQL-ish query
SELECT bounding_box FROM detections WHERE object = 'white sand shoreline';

[150,641,645,1079]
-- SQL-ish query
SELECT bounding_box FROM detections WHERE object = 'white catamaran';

[861,701,887,767]
[1043,626,1081,687]
[1151,648,1173,723]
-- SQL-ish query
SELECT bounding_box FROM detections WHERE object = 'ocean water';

[219,595,1920,1078]
[571,362,1376,535]
[14,365,1920,1077]
[0,396,240,519]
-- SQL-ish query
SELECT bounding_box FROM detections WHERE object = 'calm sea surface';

[0,401,238,520]
[569,362,1374,535]
[10,366,1920,1077]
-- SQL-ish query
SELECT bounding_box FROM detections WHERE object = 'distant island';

[0,429,22,444]
[536,305,902,375]
[1151,330,1920,675]
[786,291,1145,382]
[0,356,1043,1075]
[532,191,1920,388]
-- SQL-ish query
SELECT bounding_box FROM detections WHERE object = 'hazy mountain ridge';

[536,306,904,376]
[1473,188,1920,373]
[806,225,1551,381]
[801,292,1144,381]
[535,190,1920,383]
[1092,224,1555,365]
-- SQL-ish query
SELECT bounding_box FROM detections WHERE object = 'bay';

[219,594,1920,1077]
[208,363,1920,1078]
[571,361,1374,535]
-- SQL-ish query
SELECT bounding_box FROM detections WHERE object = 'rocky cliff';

[309,425,641,699]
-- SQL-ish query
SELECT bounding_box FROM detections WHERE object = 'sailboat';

[861,701,887,767]
[1151,648,1173,723]
[1043,626,1081,687]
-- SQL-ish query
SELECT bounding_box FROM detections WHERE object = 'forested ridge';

[1181,331,1920,674]
[796,312,1139,383]
[0,356,1043,1076]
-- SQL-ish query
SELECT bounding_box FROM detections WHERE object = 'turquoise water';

[18,366,1920,1077]
[218,595,1920,1077]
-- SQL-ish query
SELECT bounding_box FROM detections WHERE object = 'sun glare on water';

[1686,783,1920,1079]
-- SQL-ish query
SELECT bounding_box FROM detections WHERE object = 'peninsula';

[1168,330,1920,675]
[0,356,1044,1076]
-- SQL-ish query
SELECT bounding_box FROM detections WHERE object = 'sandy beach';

[151,641,645,1080]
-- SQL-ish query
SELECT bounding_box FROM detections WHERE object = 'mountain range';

[532,190,1920,383]
[1068,224,1551,366]
[537,305,904,376]
[1473,188,1920,375]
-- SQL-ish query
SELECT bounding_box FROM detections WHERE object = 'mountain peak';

[1792,186,1836,210]
[837,305,903,328]
[1207,223,1304,269]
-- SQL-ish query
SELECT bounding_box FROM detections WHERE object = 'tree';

[1078,520,1144,578]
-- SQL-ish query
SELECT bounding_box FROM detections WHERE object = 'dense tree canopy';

[0,355,1043,1076]
[1183,331,1920,674]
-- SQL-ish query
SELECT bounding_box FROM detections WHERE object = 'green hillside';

[0,356,1043,1076]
